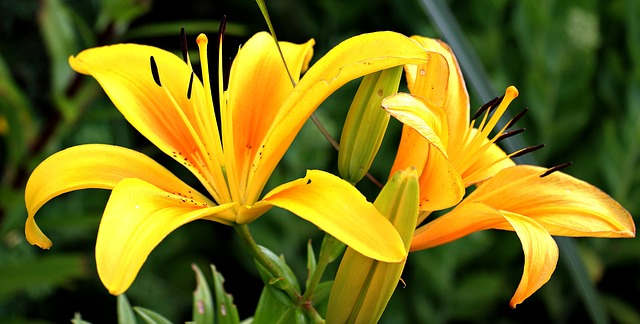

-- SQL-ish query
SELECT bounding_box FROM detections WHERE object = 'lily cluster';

[24,25,634,322]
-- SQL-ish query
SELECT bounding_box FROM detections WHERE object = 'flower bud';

[338,66,403,184]
[326,168,419,323]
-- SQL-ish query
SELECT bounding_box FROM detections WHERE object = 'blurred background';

[1,0,638,323]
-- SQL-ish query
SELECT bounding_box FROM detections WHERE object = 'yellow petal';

[410,203,559,307]
[383,93,464,211]
[407,37,470,150]
[245,31,430,204]
[501,211,558,308]
[464,165,635,238]
[24,144,215,249]
[96,178,237,295]
[252,170,406,263]
[69,44,228,202]
[226,32,315,203]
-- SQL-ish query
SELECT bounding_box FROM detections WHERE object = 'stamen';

[505,107,529,130]
[540,162,573,177]
[218,15,227,53]
[495,128,525,142]
[187,71,194,99]
[510,144,545,158]
[150,56,161,86]
[180,27,189,63]
[472,96,500,121]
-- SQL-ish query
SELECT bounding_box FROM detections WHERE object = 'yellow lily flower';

[382,35,635,307]
[25,30,430,294]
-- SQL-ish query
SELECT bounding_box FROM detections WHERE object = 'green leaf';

[255,245,301,294]
[253,287,291,324]
[211,265,240,324]
[133,307,173,324]
[192,264,214,324]
[117,294,137,324]
[0,254,86,298]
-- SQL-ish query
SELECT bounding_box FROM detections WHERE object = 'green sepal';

[117,294,137,324]
[326,168,420,323]
[211,265,240,324]
[192,264,214,324]
[254,245,300,299]
[305,240,317,291]
[338,66,403,184]
[133,307,173,324]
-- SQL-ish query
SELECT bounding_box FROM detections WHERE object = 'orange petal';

[383,93,464,211]
[96,178,237,295]
[501,211,558,308]
[24,144,216,249]
[464,165,635,238]
[407,37,470,150]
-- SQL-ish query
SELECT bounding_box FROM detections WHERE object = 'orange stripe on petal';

[96,178,237,295]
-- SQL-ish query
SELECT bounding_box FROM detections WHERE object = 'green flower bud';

[338,66,403,184]
[326,168,419,323]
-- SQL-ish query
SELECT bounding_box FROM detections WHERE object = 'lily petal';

[69,44,228,202]
[465,165,635,238]
[410,203,559,308]
[246,31,431,204]
[96,178,237,295]
[226,32,315,203]
[502,211,558,308]
[406,37,470,150]
[250,170,406,263]
[383,93,464,211]
[25,144,215,249]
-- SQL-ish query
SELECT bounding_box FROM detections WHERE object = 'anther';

[540,162,573,177]
[180,27,189,63]
[150,56,161,86]
[505,107,529,130]
[511,144,545,158]
[187,71,194,99]
[495,128,525,142]
[217,15,227,52]
[472,96,499,121]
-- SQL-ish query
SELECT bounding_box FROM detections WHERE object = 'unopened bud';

[326,168,419,323]
[338,66,403,184]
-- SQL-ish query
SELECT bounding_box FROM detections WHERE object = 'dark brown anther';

[471,97,502,120]
[187,71,194,99]
[180,27,189,63]
[511,144,545,158]
[505,107,529,130]
[218,15,227,52]
[150,56,161,86]
[540,162,573,177]
[495,128,525,142]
